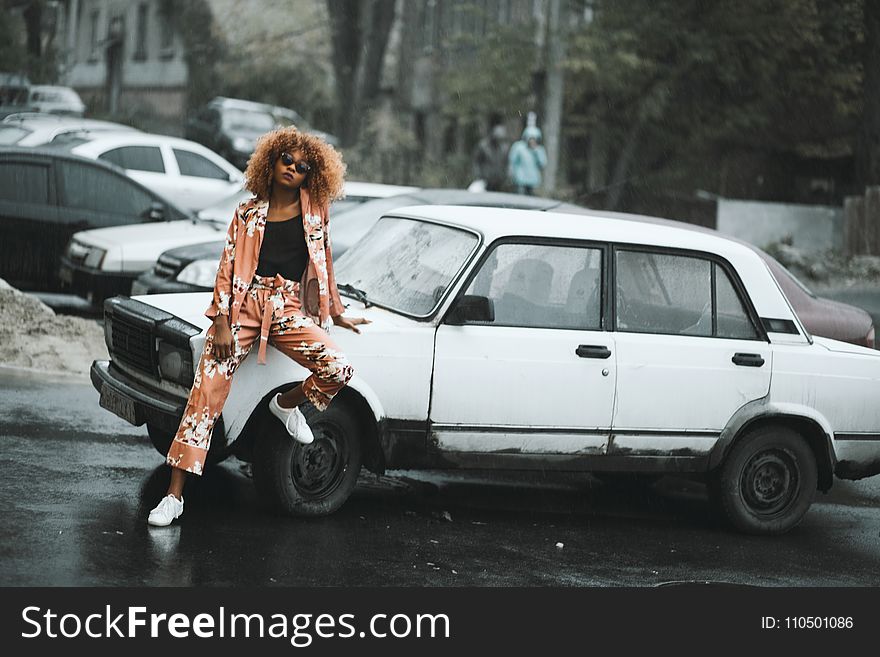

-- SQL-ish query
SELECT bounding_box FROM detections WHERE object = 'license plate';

[99,386,138,425]
[59,265,73,285]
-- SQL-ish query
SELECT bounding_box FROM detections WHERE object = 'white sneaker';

[148,494,184,527]
[269,394,315,444]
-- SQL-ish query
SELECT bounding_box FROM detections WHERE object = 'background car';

[185,96,338,170]
[63,181,419,306]
[91,205,880,535]
[0,147,188,292]
[0,113,138,147]
[56,132,244,212]
[133,189,579,294]
[25,85,86,115]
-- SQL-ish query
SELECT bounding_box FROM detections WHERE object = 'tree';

[565,0,863,210]
[858,0,880,188]
[326,0,396,146]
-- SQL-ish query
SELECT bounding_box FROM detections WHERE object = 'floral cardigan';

[204,186,345,333]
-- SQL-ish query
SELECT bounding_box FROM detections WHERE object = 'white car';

[25,85,86,115]
[66,132,244,211]
[60,181,419,306]
[90,206,880,534]
[0,113,138,146]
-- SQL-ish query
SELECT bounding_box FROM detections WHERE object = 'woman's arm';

[205,207,239,320]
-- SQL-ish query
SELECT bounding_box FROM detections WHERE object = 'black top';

[255,215,309,281]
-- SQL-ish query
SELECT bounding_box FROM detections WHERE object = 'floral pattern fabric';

[205,187,345,331]
[167,277,354,476]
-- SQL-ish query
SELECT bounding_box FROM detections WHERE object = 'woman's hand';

[211,316,235,359]
[332,314,371,334]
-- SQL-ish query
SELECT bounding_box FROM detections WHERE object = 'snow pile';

[0,278,107,377]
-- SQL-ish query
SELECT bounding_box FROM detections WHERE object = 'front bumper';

[90,360,185,435]
[60,257,139,304]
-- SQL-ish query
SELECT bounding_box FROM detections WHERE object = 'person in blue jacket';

[507,125,547,195]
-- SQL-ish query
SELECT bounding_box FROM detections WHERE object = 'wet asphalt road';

[1,367,879,587]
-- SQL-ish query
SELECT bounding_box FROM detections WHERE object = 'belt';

[251,275,299,364]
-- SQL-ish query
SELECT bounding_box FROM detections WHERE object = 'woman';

[148,127,369,526]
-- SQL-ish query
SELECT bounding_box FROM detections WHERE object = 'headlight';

[67,239,89,259]
[158,340,192,385]
[176,259,217,287]
[233,137,252,153]
[84,247,106,268]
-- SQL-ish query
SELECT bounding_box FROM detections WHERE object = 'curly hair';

[244,127,346,208]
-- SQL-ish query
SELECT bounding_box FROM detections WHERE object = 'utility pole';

[542,0,567,193]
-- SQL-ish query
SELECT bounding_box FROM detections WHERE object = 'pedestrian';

[507,125,547,195]
[148,126,369,527]
[471,123,509,192]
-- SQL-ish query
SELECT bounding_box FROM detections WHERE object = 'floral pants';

[166,274,354,475]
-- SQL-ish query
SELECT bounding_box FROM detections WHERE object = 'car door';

[57,158,165,225]
[97,144,175,205]
[609,246,771,456]
[0,157,61,290]
[171,147,239,210]
[431,239,615,457]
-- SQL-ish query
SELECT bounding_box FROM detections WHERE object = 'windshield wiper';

[337,283,372,308]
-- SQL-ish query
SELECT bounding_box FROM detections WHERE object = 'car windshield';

[334,216,479,317]
[221,108,275,132]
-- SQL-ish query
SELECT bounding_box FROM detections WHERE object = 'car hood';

[812,335,880,357]
[73,221,225,272]
[133,292,420,338]
[162,240,224,264]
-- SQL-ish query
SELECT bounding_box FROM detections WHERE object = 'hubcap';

[740,448,799,516]
[291,422,348,498]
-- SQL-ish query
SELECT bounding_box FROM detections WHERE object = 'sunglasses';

[279,152,311,174]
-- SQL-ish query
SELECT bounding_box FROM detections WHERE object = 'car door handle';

[576,345,611,359]
[732,352,765,367]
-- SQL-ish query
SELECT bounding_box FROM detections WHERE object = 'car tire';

[252,401,362,517]
[146,422,229,465]
[711,425,817,535]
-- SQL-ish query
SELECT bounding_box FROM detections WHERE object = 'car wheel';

[146,422,229,465]
[711,425,817,535]
[252,402,362,517]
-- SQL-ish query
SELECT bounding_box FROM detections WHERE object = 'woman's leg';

[271,317,354,412]
[164,321,259,485]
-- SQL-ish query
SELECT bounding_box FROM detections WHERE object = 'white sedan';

[91,205,880,534]
[68,132,244,211]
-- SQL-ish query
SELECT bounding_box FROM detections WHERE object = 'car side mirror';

[147,202,165,221]
[446,295,495,325]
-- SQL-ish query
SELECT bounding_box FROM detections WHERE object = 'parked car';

[133,189,580,294]
[57,132,244,211]
[0,147,189,292]
[0,113,138,147]
[62,181,419,305]
[128,188,877,350]
[91,205,880,534]
[185,96,338,170]
[24,85,86,116]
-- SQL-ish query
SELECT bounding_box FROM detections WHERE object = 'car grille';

[111,314,157,376]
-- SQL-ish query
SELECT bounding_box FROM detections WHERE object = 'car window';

[0,162,50,203]
[58,161,157,220]
[333,216,479,317]
[0,126,30,144]
[99,146,165,173]
[716,265,760,339]
[173,148,229,179]
[220,108,275,132]
[615,249,758,339]
[463,242,603,330]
